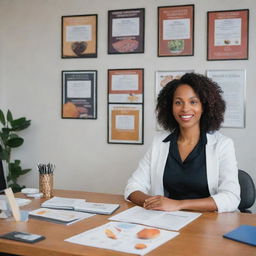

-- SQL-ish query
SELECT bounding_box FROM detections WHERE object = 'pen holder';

[39,174,53,198]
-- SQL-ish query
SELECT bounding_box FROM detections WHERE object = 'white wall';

[0,0,255,208]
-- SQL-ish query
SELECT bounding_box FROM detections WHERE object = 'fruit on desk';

[135,243,147,249]
[105,229,117,239]
[63,102,79,118]
[137,228,160,239]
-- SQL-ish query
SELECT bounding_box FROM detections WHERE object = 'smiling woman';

[124,73,240,213]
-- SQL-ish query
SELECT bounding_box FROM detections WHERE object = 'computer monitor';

[0,160,7,191]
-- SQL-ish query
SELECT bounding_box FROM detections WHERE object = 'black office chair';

[238,169,256,213]
[0,159,7,191]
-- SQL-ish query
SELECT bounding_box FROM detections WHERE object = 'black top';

[163,130,210,200]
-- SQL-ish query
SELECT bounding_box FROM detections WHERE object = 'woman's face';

[172,84,203,130]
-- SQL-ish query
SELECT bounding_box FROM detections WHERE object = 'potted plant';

[0,109,31,192]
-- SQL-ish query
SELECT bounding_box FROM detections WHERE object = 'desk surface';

[0,189,255,256]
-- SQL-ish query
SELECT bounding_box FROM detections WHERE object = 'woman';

[125,73,240,213]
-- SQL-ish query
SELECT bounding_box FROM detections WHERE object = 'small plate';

[21,188,39,194]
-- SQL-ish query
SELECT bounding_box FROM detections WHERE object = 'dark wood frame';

[207,9,249,61]
[107,103,144,145]
[108,68,144,103]
[108,8,145,54]
[62,70,97,119]
[158,5,194,57]
[62,14,97,58]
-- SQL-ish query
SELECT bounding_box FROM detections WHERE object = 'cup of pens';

[38,163,55,198]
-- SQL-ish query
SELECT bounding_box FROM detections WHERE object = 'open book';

[29,208,94,225]
[41,196,120,215]
[109,206,201,231]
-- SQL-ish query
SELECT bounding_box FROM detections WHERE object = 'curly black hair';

[156,73,226,132]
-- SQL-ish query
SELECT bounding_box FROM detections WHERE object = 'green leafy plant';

[0,109,31,192]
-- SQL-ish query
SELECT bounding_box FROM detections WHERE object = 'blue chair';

[238,169,256,213]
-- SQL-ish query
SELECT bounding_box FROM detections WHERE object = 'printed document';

[65,221,179,255]
[109,206,201,231]
[29,208,94,225]
[41,196,86,210]
[41,196,119,215]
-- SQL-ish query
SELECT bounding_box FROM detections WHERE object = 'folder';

[223,225,256,246]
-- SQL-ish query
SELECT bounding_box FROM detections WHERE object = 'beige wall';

[0,0,255,209]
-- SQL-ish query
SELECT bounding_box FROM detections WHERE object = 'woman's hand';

[143,195,182,212]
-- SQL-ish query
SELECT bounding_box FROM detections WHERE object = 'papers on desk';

[74,202,120,215]
[41,196,119,215]
[41,196,85,210]
[109,206,201,231]
[0,195,31,210]
[29,208,94,225]
[65,221,179,255]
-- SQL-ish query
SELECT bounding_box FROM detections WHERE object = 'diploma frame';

[207,9,249,61]
[206,69,246,128]
[108,104,143,144]
[62,70,97,119]
[62,14,97,58]
[108,8,145,54]
[108,69,144,103]
[158,5,194,57]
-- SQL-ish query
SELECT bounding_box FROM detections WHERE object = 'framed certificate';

[62,70,97,119]
[108,69,144,103]
[155,70,194,99]
[207,69,246,128]
[158,5,194,57]
[62,15,97,58]
[108,104,143,144]
[207,9,249,60]
[108,8,145,54]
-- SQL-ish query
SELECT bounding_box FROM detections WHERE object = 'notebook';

[223,225,256,246]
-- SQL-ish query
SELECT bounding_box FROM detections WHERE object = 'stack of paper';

[109,206,201,231]
[41,196,85,210]
[41,196,119,215]
[29,208,94,225]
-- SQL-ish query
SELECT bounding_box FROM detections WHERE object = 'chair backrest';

[0,160,7,191]
[238,169,256,212]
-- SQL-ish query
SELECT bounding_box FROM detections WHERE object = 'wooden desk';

[0,189,255,256]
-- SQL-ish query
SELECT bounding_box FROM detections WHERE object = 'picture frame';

[108,69,144,103]
[108,104,143,144]
[108,8,145,54]
[62,70,97,119]
[207,69,246,128]
[155,70,194,131]
[155,70,194,99]
[207,9,249,60]
[158,5,194,57]
[62,14,97,58]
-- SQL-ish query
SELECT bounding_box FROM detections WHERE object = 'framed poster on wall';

[62,70,97,119]
[158,5,194,57]
[155,70,194,98]
[108,8,145,54]
[207,9,249,60]
[108,104,143,144]
[207,69,246,128]
[108,69,144,103]
[62,14,97,58]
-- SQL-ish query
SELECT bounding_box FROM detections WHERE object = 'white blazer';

[124,131,240,213]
